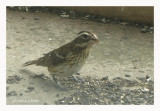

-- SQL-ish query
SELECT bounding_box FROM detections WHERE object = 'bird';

[23,31,99,80]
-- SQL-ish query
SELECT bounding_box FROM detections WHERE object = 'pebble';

[125,74,131,77]
[120,22,128,25]
[56,94,60,97]
[141,28,147,33]
[85,15,90,18]
[133,66,137,69]
[20,93,23,96]
[100,18,106,23]
[34,17,39,20]
[48,38,52,41]
[146,75,151,81]
[146,78,151,82]
[61,15,69,18]
[132,59,138,62]
[27,87,35,91]
[6,46,12,49]
[21,17,25,19]
[101,76,109,81]
[141,88,149,93]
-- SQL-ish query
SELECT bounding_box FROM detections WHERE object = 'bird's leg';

[72,75,79,82]
[71,74,85,83]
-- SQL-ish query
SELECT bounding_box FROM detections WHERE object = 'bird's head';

[73,31,99,48]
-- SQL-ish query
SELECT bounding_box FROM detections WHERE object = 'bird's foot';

[71,75,84,83]
[52,75,58,82]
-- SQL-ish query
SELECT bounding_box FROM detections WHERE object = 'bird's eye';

[82,34,88,38]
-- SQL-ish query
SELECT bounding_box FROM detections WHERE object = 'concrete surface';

[6,9,153,105]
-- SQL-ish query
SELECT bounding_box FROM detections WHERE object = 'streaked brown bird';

[23,31,98,79]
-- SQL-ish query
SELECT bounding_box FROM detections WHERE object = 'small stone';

[61,15,69,18]
[21,17,25,19]
[150,27,154,30]
[85,15,90,18]
[146,78,151,82]
[141,88,149,93]
[62,11,67,15]
[100,18,106,23]
[20,93,23,96]
[101,76,108,81]
[143,94,148,99]
[133,66,137,69]
[132,59,138,62]
[136,98,145,103]
[120,22,128,25]
[6,46,11,49]
[48,38,52,41]
[125,74,131,77]
[146,75,150,79]
[34,17,39,20]
[141,28,147,33]
[56,94,60,97]
[150,31,153,33]
[27,87,35,91]
[123,96,131,103]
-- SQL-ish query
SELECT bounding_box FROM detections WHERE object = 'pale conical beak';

[91,34,99,43]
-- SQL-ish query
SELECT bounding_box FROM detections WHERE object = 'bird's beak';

[94,39,99,43]
[91,34,99,43]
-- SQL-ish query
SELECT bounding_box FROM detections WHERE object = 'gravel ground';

[6,7,154,105]
[7,74,153,105]
[54,75,153,105]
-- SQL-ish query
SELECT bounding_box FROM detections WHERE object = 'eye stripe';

[78,32,89,37]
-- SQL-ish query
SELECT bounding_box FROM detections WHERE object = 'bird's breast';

[48,50,89,77]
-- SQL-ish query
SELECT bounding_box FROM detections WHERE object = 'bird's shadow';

[19,69,68,92]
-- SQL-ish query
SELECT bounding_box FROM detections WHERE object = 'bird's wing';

[39,44,72,67]
[23,42,73,67]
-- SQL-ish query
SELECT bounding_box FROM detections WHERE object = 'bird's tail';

[23,60,39,67]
